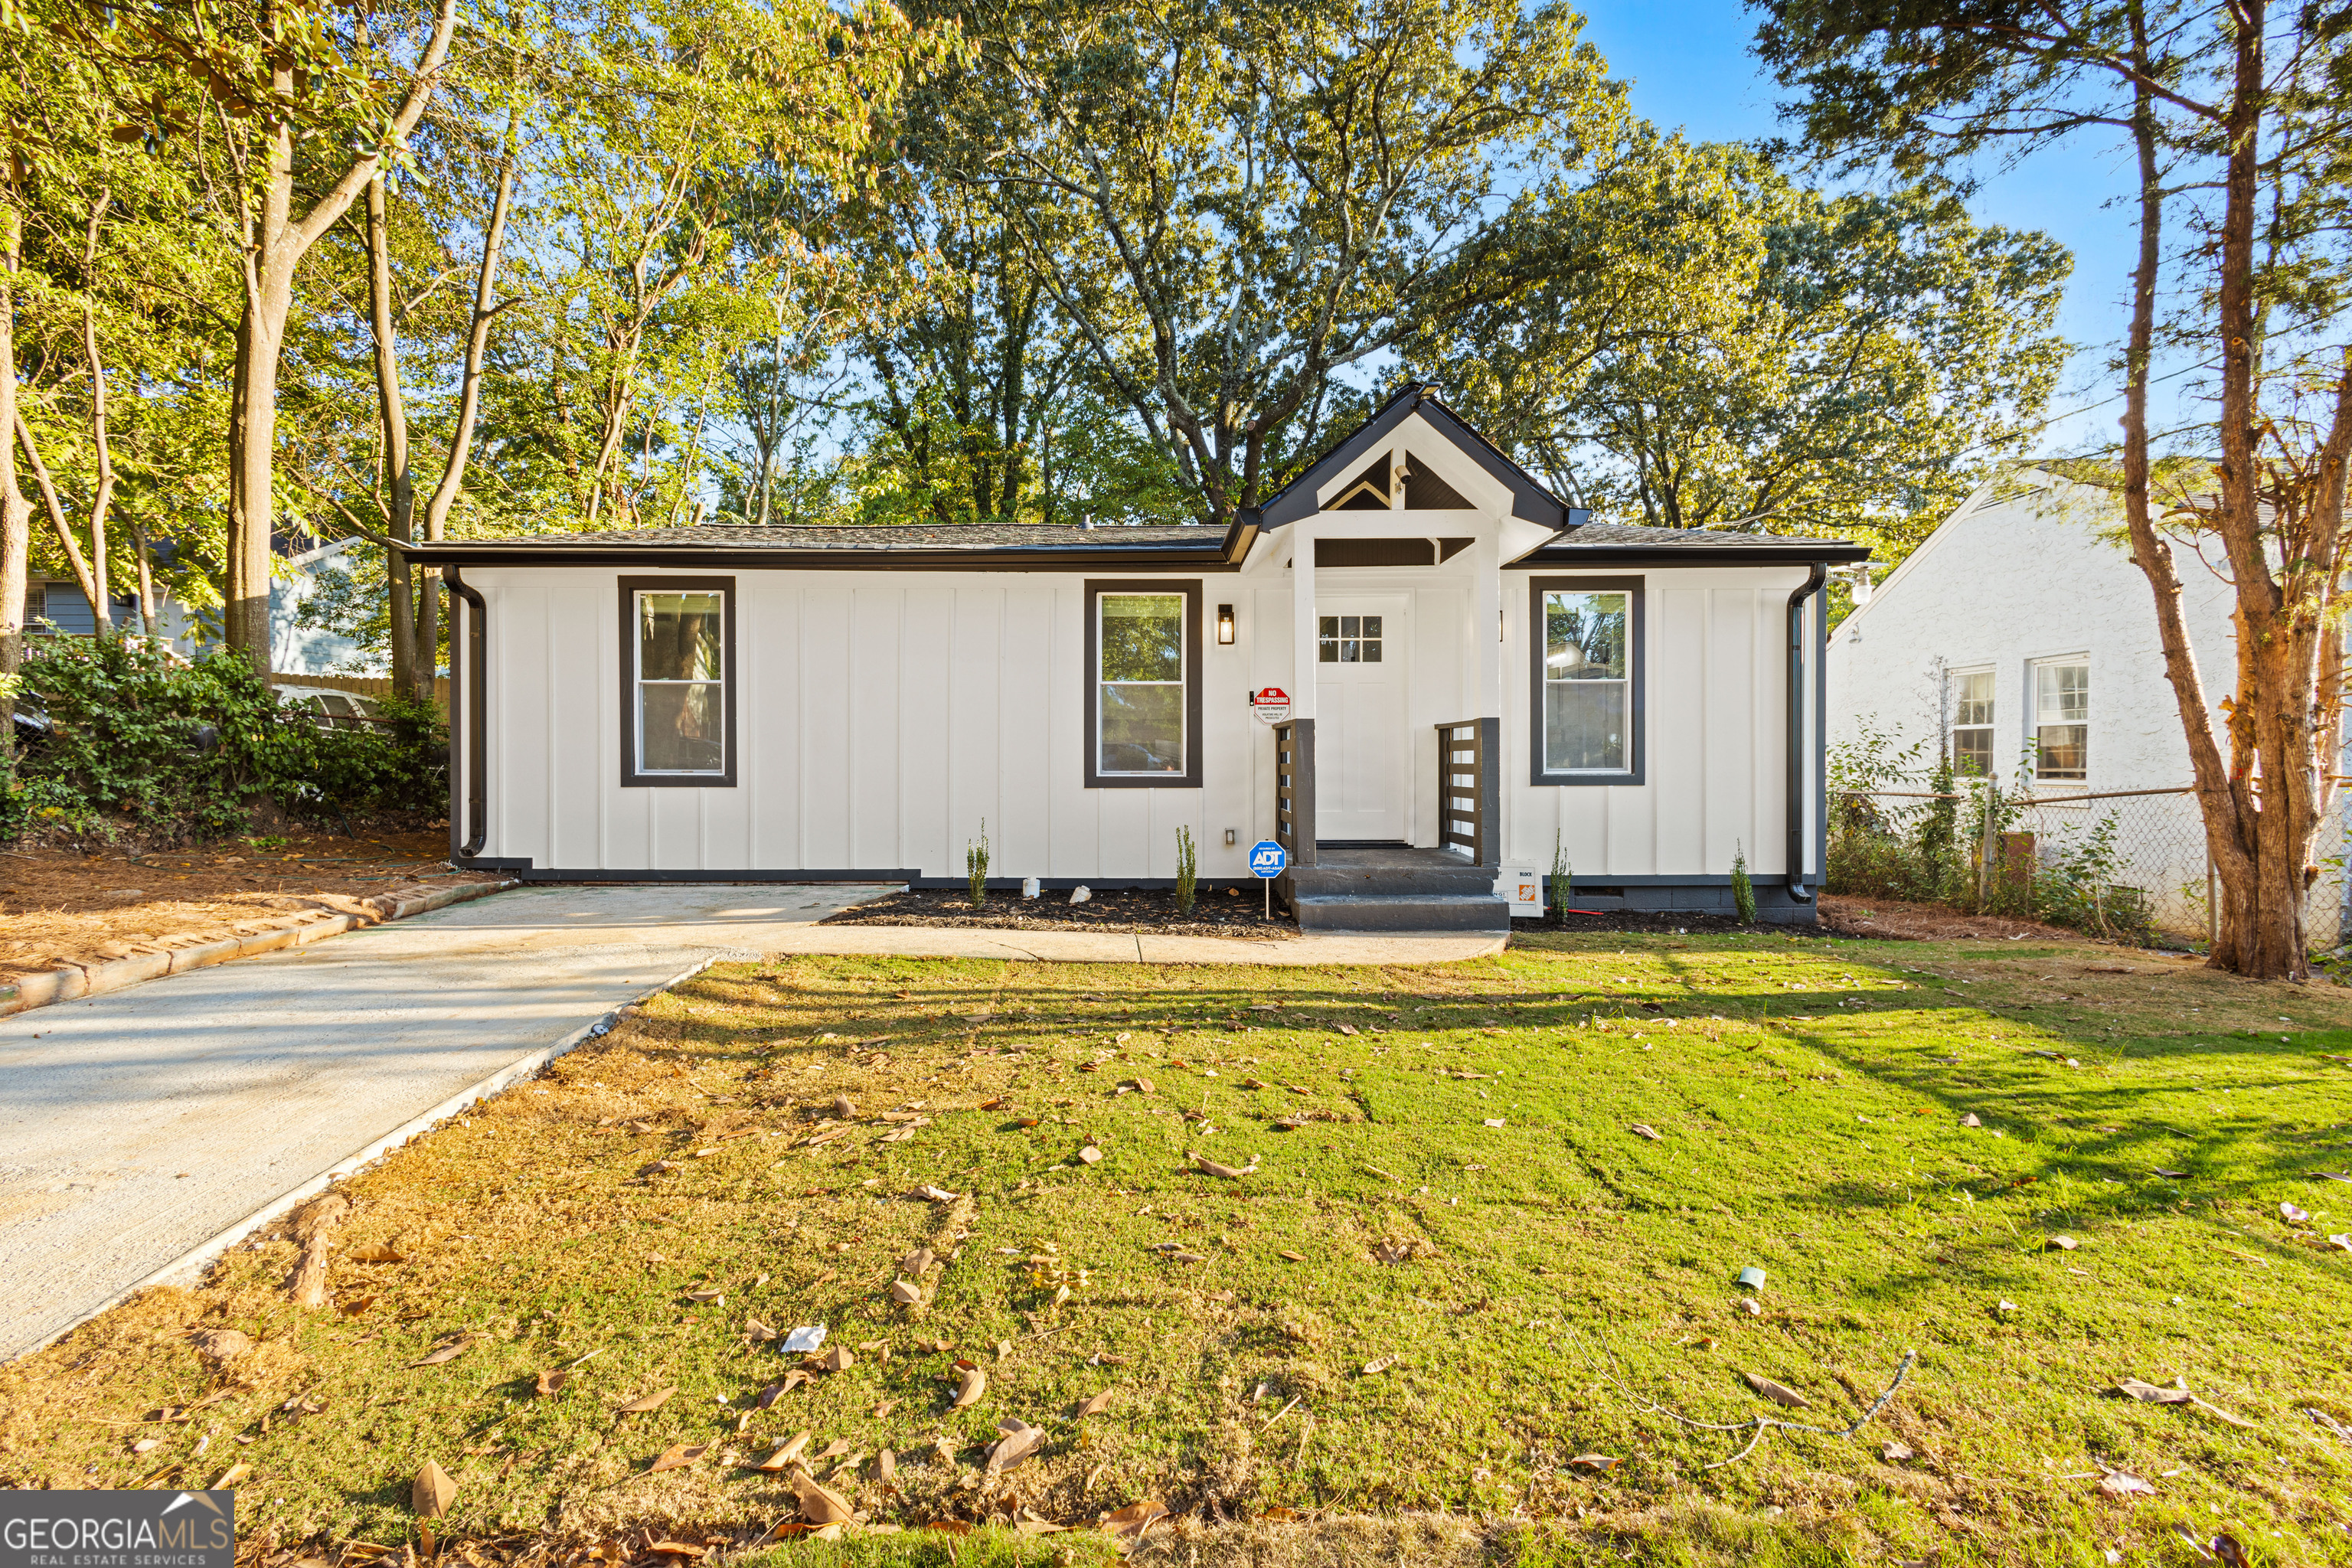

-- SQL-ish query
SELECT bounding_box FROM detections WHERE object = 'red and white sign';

[1250,686,1291,724]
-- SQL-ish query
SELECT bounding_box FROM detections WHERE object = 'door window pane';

[1542,590,1629,772]
[635,590,727,776]
[1098,593,1185,774]
[2034,662,2088,780]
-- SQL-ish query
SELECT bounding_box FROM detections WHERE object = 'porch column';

[1290,520,1318,721]
[1473,531,1502,717]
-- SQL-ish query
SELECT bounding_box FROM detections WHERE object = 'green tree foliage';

[1437,134,2068,565]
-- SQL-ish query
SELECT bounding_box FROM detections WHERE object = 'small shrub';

[1731,841,1757,923]
[1174,825,1197,914]
[966,819,990,908]
[1550,830,1571,923]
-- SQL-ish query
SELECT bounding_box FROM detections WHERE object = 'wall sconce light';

[1216,603,1236,645]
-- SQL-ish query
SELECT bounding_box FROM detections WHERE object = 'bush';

[5,638,446,843]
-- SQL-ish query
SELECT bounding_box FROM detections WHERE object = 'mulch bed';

[1511,908,1837,939]
[0,826,499,988]
[825,884,1295,939]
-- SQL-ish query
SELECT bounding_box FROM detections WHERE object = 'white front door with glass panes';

[1313,597,1408,841]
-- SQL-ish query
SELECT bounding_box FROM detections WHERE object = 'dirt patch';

[1818,893,2133,945]
[0,825,497,988]
[825,884,1295,939]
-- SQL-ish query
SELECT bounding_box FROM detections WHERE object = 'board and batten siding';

[1501,564,1815,879]
[467,561,1815,882]
[472,567,1257,880]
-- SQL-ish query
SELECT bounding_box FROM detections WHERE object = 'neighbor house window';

[1529,577,1644,785]
[1085,580,1201,788]
[2034,659,2089,781]
[619,576,736,787]
[1950,669,1994,777]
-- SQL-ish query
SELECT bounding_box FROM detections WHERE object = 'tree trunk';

[80,189,113,636]
[219,0,458,675]
[0,185,29,757]
[129,516,158,633]
[14,415,103,615]
[365,172,420,700]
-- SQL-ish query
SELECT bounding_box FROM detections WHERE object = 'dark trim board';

[1544,875,1820,926]
[1528,576,1645,787]
[619,575,739,789]
[1084,579,1205,789]
[401,542,1245,572]
[1510,543,1870,567]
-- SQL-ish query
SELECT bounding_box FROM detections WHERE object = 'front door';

[1314,596,1409,841]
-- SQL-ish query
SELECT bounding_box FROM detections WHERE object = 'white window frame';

[2030,656,2089,784]
[1948,666,1995,778]
[620,577,736,789]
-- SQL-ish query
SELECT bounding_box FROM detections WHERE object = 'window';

[2034,660,2089,781]
[1529,577,1644,784]
[619,576,736,787]
[1318,613,1383,662]
[1085,580,1201,787]
[1950,669,1994,776]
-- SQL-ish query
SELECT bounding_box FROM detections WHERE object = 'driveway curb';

[14,955,715,1363]
[0,878,517,1018]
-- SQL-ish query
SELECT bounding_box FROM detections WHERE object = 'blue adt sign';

[1249,840,1289,879]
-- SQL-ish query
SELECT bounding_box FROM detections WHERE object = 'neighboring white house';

[271,536,374,675]
[406,384,1869,929]
[1825,466,2344,944]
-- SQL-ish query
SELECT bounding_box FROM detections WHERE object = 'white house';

[1823,466,2347,944]
[405,384,1867,929]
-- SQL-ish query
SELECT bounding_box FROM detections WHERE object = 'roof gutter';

[1785,562,1828,904]
[445,566,488,862]
[393,540,1241,572]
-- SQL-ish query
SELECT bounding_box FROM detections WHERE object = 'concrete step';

[1293,893,1511,933]
[1290,862,1495,899]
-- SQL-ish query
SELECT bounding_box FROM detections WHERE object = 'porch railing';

[1437,717,1500,866]
[1272,717,1316,870]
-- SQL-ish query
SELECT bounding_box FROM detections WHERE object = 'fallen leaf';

[1742,1372,1812,1410]
[188,1328,253,1366]
[2113,1377,2192,1405]
[2281,1200,2311,1225]
[753,1432,811,1472]
[1278,1250,1306,1263]
[987,1419,1046,1472]
[952,1366,988,1408]
[789,1470,856,1526]
[2097,1470,2154,1497]
[1074,1389,1113,1418]
[890,1279,922,1305]
[2325,1233,2352,1253]
[648,1443,707,1473]
[901,1246,936,1276]
[644,1544,705,1559]
[1882,1441,1914,1462]
[1960,1113,1983,1128]
[1259,1505,1300,1521]
[616,1387,677,1413]
[2045,1235,2079,1251]
[130,1439,160,1455]
[2154,1168,2187,1179]
[1360,1357,1395,1376]
[815,1346,855,1373]
[926,1520,974,1537]
[978,1097,1006,1110]
[534,1369,570,1398]
[918,1185,959,1202]
[337,1295,377,1318]
[745,1317,778,1343]
[409,1337,472,1367]
[1566,1454,1617,1472]
[813,1437,852,1462]
[1101,1500,1170,1544]
[1189,1151,1256,1179]
[1077,1146,1105,1165]
[1629,1123,1661,1141]
[210,1462,250,1490]
[685,1289,724,1303]
[411,1460,458,1517]
[831,1096,857,1119]
[348,1244,406,1264]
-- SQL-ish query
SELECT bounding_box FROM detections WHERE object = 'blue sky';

[1573,0,2167,455]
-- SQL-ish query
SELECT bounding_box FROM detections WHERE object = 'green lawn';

[8,930,2352,1568]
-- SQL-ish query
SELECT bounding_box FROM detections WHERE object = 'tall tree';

[1754,0,2352,978]
[939,0,1622,523]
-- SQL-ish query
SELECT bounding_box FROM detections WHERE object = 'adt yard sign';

[1249,838,1287,919]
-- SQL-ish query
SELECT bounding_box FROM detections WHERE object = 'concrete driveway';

[0,883,894,1363]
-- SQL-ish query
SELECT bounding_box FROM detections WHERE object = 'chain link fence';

[1831,786,2350,953]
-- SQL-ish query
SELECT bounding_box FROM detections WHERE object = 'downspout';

[445,564,488,861]
[1785,562,1826,902]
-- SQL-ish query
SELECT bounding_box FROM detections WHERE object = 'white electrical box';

[1497,861,1542,916]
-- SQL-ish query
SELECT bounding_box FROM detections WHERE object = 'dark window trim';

[1530,575,1645,786]
[1084,578,1203,789]
[619,574,738,789]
